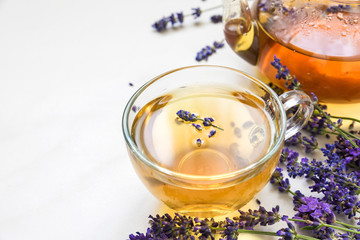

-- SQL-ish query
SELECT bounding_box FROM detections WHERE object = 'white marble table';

[0,0,334,239]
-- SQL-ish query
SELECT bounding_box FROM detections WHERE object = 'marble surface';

[0,0,325,239]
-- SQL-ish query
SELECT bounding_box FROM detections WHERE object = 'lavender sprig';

[152,12,184,32]
[176,110,224,131]
[274,146,360,224]
[195,40,224,61]
[152,5,222,32]
[128,204,360,239]
[128,207,332,240]
[269,168,360,238]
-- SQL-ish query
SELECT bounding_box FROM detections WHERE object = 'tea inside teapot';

[224,0,360,103]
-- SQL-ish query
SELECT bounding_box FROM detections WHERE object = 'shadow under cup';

[122,65,306,217]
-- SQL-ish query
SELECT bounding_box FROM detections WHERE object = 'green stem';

[194,117,224,131]
[289,218,360,235]
[336,220,360,230]
[288,218,311,224]
[337,127,360,140]
[322,130,340,136]
[315,105,358,147]
[211,228,320,240]
[327,172,360,190]
[323,223,360,235]
[201,4,222,13]
[184,5,222,17]
[288,189,296,196]
[211,124,224,131]
[296,235,321,240]
[330,115,360,124]
[237,229,279,237]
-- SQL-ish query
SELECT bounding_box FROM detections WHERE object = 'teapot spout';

[223,0,259,65]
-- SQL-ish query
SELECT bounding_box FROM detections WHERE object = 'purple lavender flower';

[213,41,224,49]
[210,15,222,23]
[176,110,197,122]
[277,216,296,240]
[285,132,302,147]
[177,12,184,23]
[128,228,153,240]
[152,12,184,32]
[270,55,300,90]
[203,117,214,127]
[221,218,239,240]
[147,213,195,239]
[168,13,176,25]
[195,41,224,61]
[192,7,202,19]
[152,17,168,32]
[296,196,335,223]
[337,229,360,239]
[302,135,318,153]
[192,123,203,131]
[279,148,299,164]
[303,109,328,136]
[132,105,139,113]
[310,92,318,103]
[208,130,216,138]
[270,167,291,193]
[293,195,336,238]
[237,206,281,230]
[176,110,223,134]
[193,218,215,240]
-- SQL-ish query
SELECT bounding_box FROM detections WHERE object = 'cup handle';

[278,90,314,140]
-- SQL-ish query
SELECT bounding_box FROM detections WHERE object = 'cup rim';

[122,65,287,181]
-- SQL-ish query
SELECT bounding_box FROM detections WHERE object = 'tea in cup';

[122,65,313,217]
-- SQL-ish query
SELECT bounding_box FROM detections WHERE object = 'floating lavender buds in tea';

[208,130,216,138]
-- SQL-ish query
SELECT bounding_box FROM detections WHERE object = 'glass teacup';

[122,65,313,217]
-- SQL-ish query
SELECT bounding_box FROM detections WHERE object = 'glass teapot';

[223,0,360,103]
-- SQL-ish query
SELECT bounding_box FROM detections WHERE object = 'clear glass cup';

[122,65,313,217]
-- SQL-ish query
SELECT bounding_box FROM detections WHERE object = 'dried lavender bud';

[152,12,184,32]
[270,55,300,90]
[195,41,224,61]
[196,138,202,147]
[276,216,297,240]
[270,167,291,193]
[210,15,222,23]
[132,105,139,113]
[176,110,197,122]
[192,7,201,19]
[302,135,318,153]
[208,130,216,138]
[237,205,281,229]
[192,123,203,131]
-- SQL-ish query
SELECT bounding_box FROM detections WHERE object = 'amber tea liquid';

[224,2,360,103]
[130,86,281,216]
